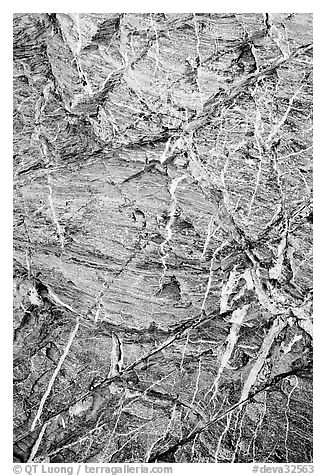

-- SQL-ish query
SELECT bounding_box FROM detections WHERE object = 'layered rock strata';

[13,13,313,463]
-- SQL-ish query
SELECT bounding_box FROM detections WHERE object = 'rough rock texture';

[13,13,313,463]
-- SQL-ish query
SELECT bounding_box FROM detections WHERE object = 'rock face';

[13,13,313,463]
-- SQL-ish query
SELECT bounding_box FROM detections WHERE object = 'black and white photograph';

[11,5,315,470]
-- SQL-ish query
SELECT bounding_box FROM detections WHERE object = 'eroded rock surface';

[13,13,313,463]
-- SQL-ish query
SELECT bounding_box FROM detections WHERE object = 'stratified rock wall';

[13,13,313,463]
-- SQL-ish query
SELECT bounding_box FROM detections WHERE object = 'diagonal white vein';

[31,318,80,431]
[240,317,287,402]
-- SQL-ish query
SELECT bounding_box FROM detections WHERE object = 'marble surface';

[13,13,313,463]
